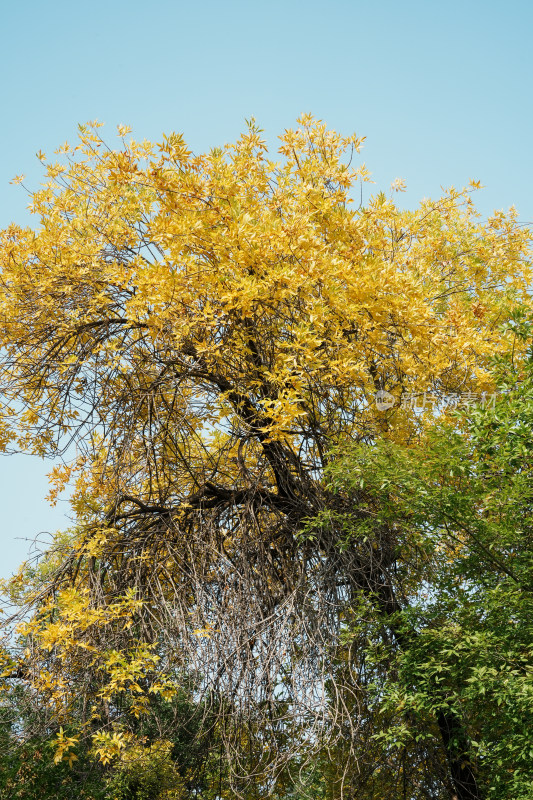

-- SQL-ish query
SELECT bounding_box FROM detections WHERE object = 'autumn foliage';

[0,117,531,799]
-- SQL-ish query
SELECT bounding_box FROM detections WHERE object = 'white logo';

[374,389,498,412]
[375,389,396,411]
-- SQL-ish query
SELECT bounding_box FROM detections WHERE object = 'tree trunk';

[376,580,483,800]
[437,709,483,800]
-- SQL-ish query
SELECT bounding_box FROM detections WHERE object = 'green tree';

[0,685,106,800]
[0,677,228,799]
[325,314,533,799]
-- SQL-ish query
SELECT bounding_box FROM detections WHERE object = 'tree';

[0,116,531,798]
[326,316,533,799]
[0,662,226,798]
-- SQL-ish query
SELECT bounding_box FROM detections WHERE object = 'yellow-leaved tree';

[0,116,531,799]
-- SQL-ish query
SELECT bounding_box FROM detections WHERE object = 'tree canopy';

[0,117,531,799]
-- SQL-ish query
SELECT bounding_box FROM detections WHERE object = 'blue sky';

[1,0,532,577]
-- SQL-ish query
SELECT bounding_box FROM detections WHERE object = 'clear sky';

[1,0,532,577]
